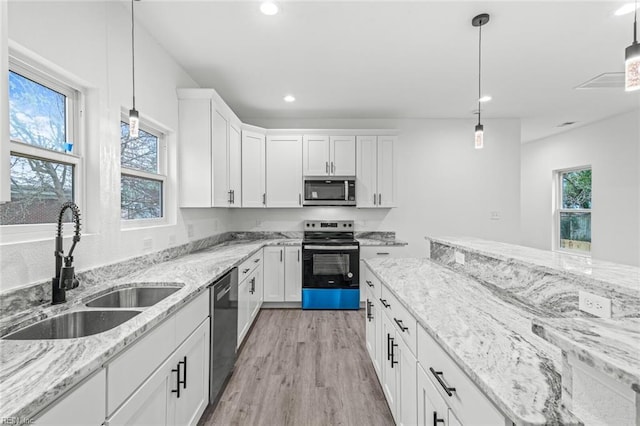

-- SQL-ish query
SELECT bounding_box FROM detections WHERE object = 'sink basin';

[86,286,181,308]
[3,310,141,340]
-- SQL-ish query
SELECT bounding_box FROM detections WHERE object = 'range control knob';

[347,272,353,278]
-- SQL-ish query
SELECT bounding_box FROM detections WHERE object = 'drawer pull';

[171,363,182,398]
[433,411,445,425]
[387,333,392,361]
[379,298,390,308]
[181,356,187,389]
[366,300,373,321]
[254,258,260,263]
[243,268,250,274]
[394,318,408,332]
[366,280,374,288]
[390,338,398,368]
[429,367,456,397]
[376,252,390,256]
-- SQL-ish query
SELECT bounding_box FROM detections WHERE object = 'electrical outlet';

[578,291,612,318]
[490,211,501,220]
[187,224,194,239]
[143,238,153,251]
[455,251,465,265]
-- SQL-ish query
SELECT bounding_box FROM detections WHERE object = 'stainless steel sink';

[86,286,181,308]
[3,310,141,340]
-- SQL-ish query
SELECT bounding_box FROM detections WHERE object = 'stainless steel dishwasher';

[209,267,238,406]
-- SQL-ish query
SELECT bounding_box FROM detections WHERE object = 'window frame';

[1,53,84,241]
[553,165,592,256]
[120,113,167,228]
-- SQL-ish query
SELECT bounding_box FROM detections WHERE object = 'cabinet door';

[365,293,380,377]
[228,121,242,207]
[178,99,211,207]
[238,277,251,345]
[249,266,263,321]
[263,247,285,301]
[377,136,396,208]
[330,136,356,176]
[303,135,330,176]
[174,321,210,426]
[211,106,229,207]
[241,131,266,208]
[381,314,398,420]
[417,364,450,426]
[284,246,302,302]
[266,135,303,207]
[108,362,172,426]
[35,370,106,426]
[356,136,378,208]
[397,335,417,426]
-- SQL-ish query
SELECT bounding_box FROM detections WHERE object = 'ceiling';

[135,1,640,142]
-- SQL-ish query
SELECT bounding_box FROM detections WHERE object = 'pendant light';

[626,0,640,91]
[129,0,140,138]
[472,13,490,149]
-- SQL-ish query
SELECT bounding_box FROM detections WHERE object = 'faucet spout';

[52,202,82,305]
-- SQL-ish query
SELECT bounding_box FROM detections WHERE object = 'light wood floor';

[198,309,394,426]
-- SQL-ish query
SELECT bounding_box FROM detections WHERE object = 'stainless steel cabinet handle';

[262,193,266,205]
[228,190,232,204]
[326,161,329,174]
[378,193,382,205]
[373,193,377,205]
[297,249,300,262]
[280,249,283,262]
[231,190,235,204]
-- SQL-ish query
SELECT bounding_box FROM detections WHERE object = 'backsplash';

[428,237,640,319]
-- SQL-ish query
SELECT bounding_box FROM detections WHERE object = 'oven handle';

[303,245,359,251]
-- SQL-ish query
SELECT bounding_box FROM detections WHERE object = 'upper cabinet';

[303,135,356,176]
[356,136,396,208]
[241,130,266,208]
[266,135,303,208]
[177,88,241,208]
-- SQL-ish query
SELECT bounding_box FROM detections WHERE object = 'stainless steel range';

[302,220,360,310]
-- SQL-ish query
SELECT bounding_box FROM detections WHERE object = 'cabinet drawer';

[380,286,417,356]
[362,264,382,300]
[238,250,263,282]
[360,246,405,259]
[175,290,209,344]
[107,315,176,415]
[417,325,505,426]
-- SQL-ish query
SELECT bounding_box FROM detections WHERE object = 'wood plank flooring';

[198,309,394,426]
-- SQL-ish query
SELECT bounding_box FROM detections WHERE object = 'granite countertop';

[429,236,640,292]
[364,257,581,425]
[0,238,295,421]
[532,317,640,391]
[357,238,407,247]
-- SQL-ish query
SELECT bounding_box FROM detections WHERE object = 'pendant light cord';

[478,21,482,126]
[131,0,136,111]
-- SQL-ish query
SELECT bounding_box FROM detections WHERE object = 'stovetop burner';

[303,220,357,244]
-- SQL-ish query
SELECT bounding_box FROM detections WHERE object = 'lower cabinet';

[238,264,264,347]
[417,363,462,426]
[34,369,106,426]
[365,286,382,379]
[108,319,210,426]
[263,245,301,303]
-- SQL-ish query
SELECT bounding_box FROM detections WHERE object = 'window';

[120,120,165,221]
[0,60,81,226]
[556,167,592,253]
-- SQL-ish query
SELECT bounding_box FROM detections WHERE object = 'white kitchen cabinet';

[263,246,285,301]
[228,119,242,207]
[249,264,263,320]
[302,135,355,176]
[381,312,399,418]
[284,246,302,302]
[417,363,462,426]
[396,333,418,426]
[365,288,381,379]
[241,130,266,208]
[303,135,330,175]
[178,88,241,208]
[34,369,106,426]
[356,135,396,208]
[330,136,356,175]
[109,320,209,426]
[266,135,303,207]
[238,276,251,346]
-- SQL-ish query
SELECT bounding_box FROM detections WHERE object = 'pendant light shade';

[129,0,140,138]
[626,0,640,91]
[472,13,490,149]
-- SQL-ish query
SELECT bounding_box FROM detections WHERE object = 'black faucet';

[52,202,82,305]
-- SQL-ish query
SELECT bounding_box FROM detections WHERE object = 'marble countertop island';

[365,256,581,425]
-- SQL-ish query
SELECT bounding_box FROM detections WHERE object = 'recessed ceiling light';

[284,95,295,102]
[479,95,492,103]
[260,1,278,16]
[615,3,639,16]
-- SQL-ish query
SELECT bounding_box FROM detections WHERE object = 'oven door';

[302,244,360,289]
[303,178,356,206]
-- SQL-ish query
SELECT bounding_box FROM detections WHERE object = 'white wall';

[237,117,522,257]
[0,2,226,292]
[521,110,640,266]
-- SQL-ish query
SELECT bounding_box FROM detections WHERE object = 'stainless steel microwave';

[303,176,356,206]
